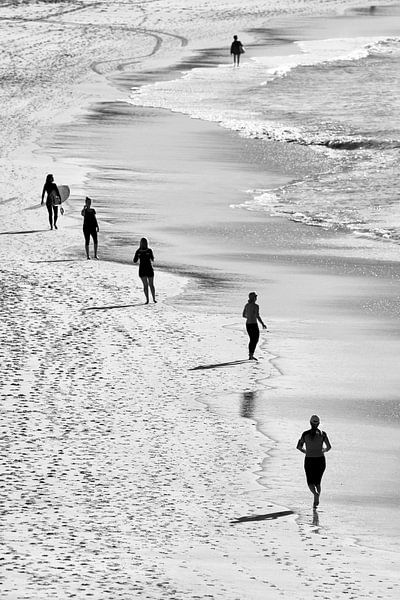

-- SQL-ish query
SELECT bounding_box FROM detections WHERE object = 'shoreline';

[32,1,400,553]
[2,2,400,598]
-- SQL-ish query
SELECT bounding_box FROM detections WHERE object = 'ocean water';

[129,5,400,248]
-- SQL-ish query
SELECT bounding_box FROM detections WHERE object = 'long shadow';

[231,510,294,525]
[0,229,47,235]
[24,203,41,210]
[189,359,250,371]
[83,303,143,311]
[30,259,80,263]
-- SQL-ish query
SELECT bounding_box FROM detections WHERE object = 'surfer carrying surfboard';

[81,197,99,260]
[41,173,61,230]
[230,34,245,66]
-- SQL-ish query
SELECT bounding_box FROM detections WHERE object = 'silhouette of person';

[133,237,156,303]
[230,34,244,66]
[41,173,61,230]
[242,292,266,360]
[81,197,99,260]
[297,415,332,508]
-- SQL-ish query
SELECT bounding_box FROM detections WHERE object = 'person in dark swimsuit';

[297,415,332,508]
[41,173,61,230]
[81,197,99,260]
[133,237,156,304]
[230,35,244,66]
[242,292,266,360]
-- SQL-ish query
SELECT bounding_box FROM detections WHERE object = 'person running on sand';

[41,173,61,230]
[81,197,99,260]
[133,237,156,304]
[297,415,332,508]
[230,34,244,66]
[242,292,266,360]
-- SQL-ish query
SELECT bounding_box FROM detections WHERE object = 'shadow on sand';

[30,259,80,263]
[0,229,47,235]
[189,359,250,371]
[83,303,143,311]
[231,510,294,525]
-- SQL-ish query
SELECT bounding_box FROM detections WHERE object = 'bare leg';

[94,242,98,259]
[148,276,156,302]
[85,244,90,259]
[141,277,149,303]
[53,206,58,229]
[47,204,53,229]
[308,483,320,507]
[315,483,321,506]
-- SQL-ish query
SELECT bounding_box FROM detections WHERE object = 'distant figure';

[41,173,61,230]
[297,415,332,508]
[81,197,99,260]
[133,237,156,303]
[242,292,266,360]
[230,34,244,66]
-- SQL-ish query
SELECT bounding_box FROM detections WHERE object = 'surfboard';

[53,185,70,205]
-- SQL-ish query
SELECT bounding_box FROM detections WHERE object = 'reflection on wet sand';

[312,508,320,528]
[241,391,256,419]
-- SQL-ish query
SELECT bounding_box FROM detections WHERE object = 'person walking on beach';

[230,35,244,66]
[297,415,332,508]
[41,173,61,230]
[81,197,99,260]
[242,292,266,360]
[133,237,156,304]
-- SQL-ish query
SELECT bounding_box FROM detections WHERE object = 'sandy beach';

[1,1,400,599]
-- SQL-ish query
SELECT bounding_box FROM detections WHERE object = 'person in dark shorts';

[297,415,332,508]
[133,237,156,304]
[242,292,267,360]
[81,197,99,260]
[230,34,244,66]
[41,173,61,230]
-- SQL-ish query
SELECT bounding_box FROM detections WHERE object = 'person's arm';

[53,184,61,201]
[41,184,46,204]
[322,432,332,453]
[256,305,267,329]
[133,249,139,263]
[242,304,248,318]
[93,210,99,232]
[296,434,306,453]
[257,315,267,329]
[81,206,86,217]
[150,249,154,262]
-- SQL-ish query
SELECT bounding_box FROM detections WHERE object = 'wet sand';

[2,2,400,598]
[37,29,400,559]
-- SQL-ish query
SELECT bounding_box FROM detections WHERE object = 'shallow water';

[129,7,400,248]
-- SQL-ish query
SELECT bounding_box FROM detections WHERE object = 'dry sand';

[1,1,400,599]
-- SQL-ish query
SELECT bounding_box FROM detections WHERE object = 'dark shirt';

[43,182,60,205]
[133,248,154,267]
[298,429,328,458]
[82,207,98,230]
[231,40,243,54]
